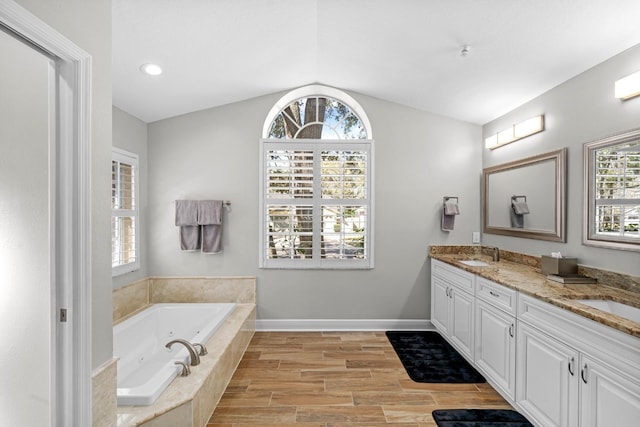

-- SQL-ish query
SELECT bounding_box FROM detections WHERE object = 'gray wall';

[112,107,149,288]
[146,90,482,320]
[16,0,113,369]
[483,44,640,277]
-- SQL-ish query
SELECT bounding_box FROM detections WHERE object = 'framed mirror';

[583,128,640,252]
[483,148,567,241]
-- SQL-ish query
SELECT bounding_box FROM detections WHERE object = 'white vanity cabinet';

[474,277,517,400]
[429,258,640,427]
[430,259,475,360]
[517,320,579,427]
[517,293,640,427]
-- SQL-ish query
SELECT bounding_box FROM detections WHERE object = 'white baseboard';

[256,318,434,331]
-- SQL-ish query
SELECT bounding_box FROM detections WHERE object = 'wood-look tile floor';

[208,331,513,427]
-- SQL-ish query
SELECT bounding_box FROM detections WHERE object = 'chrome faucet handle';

[165,339,201,366]
[174,361,191,376]
[193,343,208,356]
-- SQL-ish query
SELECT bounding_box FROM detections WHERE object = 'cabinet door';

[431,275,450,335]
[475,300,516,400]
[579,355,640,427]
[450,288,474,360]
[516,322,579,427]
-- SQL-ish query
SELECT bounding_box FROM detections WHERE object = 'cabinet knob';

[509,323,514,338]
[581,364,588,384]
[489,290,500,298]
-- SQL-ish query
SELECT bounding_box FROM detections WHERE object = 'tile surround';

[112,276,256,427]
[93,357,118,427]
[113,276,256,324]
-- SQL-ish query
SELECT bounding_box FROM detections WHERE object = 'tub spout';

[165,339,201,366]
[193,343,208,356]
[174,361,191,376]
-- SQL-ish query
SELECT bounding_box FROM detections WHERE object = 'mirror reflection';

[483,148,566,242]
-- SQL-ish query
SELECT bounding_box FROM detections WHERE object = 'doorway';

[0,1,92,425]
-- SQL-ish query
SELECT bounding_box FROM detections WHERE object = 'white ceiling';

[112,0,640,125]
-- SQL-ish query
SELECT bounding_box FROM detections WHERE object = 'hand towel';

[198,200,223,253]
[442,199,459,231]
[175,200,201,250]
[444,199,460,215]
[511,200,530,215]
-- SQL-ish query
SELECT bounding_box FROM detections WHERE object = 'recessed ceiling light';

[140,63,163,76]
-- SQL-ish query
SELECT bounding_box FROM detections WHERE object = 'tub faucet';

[166,339,201,366]
[174,361,191,376]
[193,343,208,356]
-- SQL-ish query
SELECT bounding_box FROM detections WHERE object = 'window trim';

[260,138,374,269]
[583,127,640,252]
[112,147,140,276]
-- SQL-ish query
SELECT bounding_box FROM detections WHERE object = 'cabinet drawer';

[476,277,517,315]
[432,259,475,294]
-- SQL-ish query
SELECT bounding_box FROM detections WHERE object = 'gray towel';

[179,226,201,250]
[198,200,223,253]
[442,212,456,231]
[511,201,530,215]
[442,200,459,231]
[197,200,222,225]
[175,200,198,226]
[444,200,460,215]
[176,200,201,250]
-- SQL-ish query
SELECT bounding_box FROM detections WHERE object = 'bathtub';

[114,303,236,406]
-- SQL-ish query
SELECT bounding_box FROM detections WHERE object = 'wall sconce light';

[615,70,640,100]
[485,115,544,150]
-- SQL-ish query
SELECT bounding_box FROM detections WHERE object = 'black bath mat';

[432,409,533,426]
[386,331,485,383]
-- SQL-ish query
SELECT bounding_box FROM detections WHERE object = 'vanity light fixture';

[615,70,640,100]
[140,63,163,76]
[485,115,545,150]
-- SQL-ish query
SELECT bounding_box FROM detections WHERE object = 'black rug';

[386,331,485,383]
[432,409,533,427]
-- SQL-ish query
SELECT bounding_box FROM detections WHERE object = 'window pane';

[593,140,640,240]
[321,205,366,259]
[268,96,367,140]
[321,151,367,199]
[266,205,313,259]
[112,215,137,267]
[266,150,314,198]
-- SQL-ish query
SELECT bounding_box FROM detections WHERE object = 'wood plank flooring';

[208,331,513,427]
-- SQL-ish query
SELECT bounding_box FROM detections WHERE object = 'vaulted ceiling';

[112,0,640,124]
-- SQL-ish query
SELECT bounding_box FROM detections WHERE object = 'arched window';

[260,85,374,269]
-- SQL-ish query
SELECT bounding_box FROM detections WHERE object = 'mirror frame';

[483,148,567,242]
[583,127,640,252]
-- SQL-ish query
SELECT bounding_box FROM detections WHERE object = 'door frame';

[0,1,92,425]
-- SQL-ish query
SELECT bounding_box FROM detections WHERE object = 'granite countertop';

[429,250,640,338]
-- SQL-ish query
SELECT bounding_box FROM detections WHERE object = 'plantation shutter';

[112,149,139,275]
[261,140,372,269]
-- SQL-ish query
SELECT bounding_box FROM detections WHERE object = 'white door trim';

[0,1,92,426]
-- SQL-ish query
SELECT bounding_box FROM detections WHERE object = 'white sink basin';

[459,260,491,267]
[577,299,640,323]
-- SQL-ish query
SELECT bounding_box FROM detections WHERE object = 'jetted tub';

[114,303,235,406]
